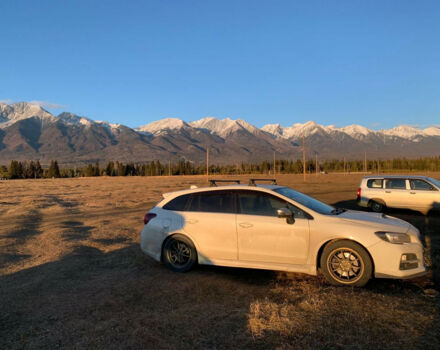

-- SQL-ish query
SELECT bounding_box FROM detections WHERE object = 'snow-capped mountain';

[262,121,331,139]
[189,117,262,137]
[261,120,440,141]
[261,121,375,139]
[137,118,190,135]
[0,102,439,166]
[0,102,56,128]
[381,125,440,139]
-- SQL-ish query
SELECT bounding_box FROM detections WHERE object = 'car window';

[274,187,334,215]
[385,179,406,190]
[367,179,383,188]
[285,203,308,219]
[237,191,307,218]
[187,191,235,213]
[410,179,434,191]
[163,194,191,211]
[428,177,440,189]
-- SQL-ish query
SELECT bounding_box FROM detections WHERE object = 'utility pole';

[206,145,209,178]
[302,134,306,181]
[273,151,276,176]
[364,152,367,173]
[315,154,318,176]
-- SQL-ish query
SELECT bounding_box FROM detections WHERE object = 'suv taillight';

[357,187,361,199]
[144,213,157,225]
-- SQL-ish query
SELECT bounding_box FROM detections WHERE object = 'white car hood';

[337,210,410,232]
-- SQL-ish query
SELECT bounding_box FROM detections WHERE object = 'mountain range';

[0,102,439,166]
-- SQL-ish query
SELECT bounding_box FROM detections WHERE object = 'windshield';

[428,177,440,189]
[274,187,335,215]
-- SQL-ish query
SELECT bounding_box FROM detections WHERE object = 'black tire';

[320,240,373,287]
[370,200,384,213]
[162,234,197,272]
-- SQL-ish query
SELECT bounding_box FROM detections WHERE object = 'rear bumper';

[356,196,369,208]
[140,226,162,262]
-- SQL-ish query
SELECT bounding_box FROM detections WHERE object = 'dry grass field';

[1,174,439,349]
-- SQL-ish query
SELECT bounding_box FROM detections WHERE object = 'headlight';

[375,231,411,244]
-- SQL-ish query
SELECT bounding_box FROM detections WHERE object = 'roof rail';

[209,179,241,187]
[249,178,277,186]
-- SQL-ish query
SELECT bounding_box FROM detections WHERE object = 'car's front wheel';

[162,234,197,272]
[320,240,372,287]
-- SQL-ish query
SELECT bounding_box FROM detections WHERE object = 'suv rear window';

[163,194,191,211]
[187,191,235,213]
[367,179,383,188]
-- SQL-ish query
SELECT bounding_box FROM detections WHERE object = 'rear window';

[187,191,235,213]
[163,194,191,211]
[385,179,407,190]
[367,179,383,188]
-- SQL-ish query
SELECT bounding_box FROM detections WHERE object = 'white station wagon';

[140,179,426,286]
[357,175,440,214]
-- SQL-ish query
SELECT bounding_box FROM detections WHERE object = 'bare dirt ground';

[1,174,439,349]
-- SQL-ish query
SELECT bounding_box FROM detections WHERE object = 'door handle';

[385,190,391,193]
[187,219,198,224]
[239,222,253,228]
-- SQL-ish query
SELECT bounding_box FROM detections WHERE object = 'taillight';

[357,187,361,198]
[144,213,157,225]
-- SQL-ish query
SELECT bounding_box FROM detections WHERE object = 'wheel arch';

[160,232,198,262]
[368,198,386,207]
[316,238,375,274]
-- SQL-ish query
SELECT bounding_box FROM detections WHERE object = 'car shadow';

[332,199,359,210]
[1,242,440,349]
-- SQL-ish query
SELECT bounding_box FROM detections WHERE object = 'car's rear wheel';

[320,240,372,287]
[370,200,384,213]
[163,235,197,272]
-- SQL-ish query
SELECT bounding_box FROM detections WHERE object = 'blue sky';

[0,0,439,129]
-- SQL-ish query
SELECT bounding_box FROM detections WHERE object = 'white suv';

[140,179,426,286]
[357,175,440,214]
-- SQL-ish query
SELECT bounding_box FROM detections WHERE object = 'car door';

[181,190,238,261]
[408,179,440,212]
[383,178,410,209]
[236,190,310,265]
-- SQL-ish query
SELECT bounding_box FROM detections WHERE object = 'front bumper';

[369,240,426,279]
[375,270,428,280]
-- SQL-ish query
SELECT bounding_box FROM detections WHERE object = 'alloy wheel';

[168,240,191,267]
[327,248,364,284]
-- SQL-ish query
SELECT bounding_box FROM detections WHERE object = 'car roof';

[162,184,283,199]
[362,175,431,180]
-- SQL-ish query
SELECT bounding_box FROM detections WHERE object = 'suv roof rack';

[209,179,241,187]
[249,178,277,186]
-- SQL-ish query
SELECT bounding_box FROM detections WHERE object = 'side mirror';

[277,208,295,224]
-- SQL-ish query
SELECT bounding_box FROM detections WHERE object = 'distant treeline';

[1,156,440,179]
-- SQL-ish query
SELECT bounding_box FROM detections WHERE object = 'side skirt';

[199,258,317,276]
